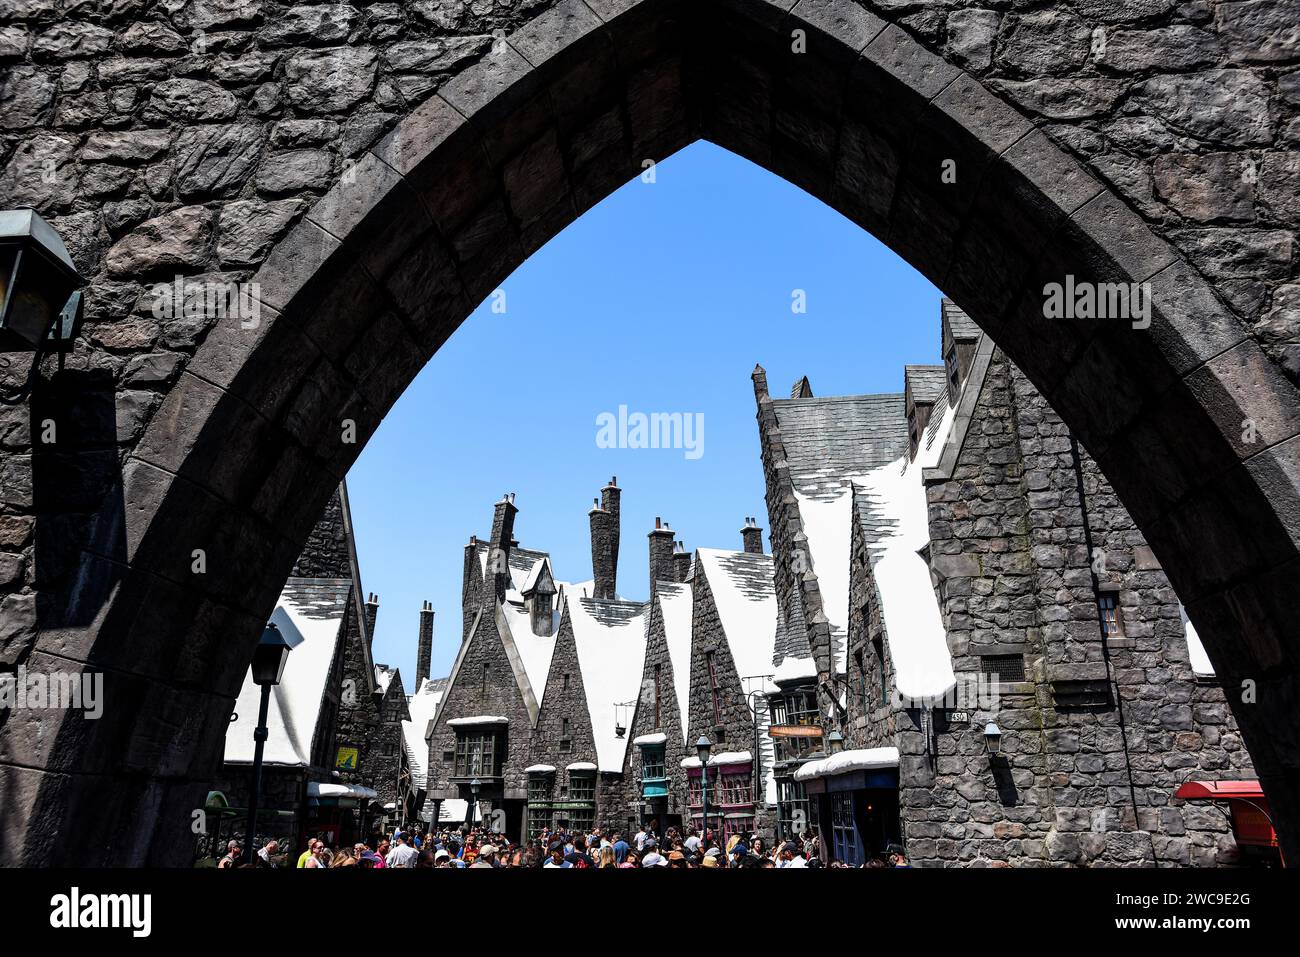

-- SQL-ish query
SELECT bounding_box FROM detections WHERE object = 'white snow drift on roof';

[657,581,694,738]
[446,715,508,726]
[773,654,816,683]
[499,600,559,700]
[524,764,556,773]
[793,747,899,782]
[857,452,958,703]
[308,781,378,799]
[1181,606,1215,678]
[680,750,753,769]
[225,581,345,766]
[568,596,649,772]
[790,491,854,675]
[566,761,598,772]
[402,677,445,789]
[696,549,778,695]
[632,732,668,746]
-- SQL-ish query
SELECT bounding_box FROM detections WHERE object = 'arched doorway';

[3,0,1297,866]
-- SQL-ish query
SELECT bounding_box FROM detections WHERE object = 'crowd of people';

[214,820,911,869]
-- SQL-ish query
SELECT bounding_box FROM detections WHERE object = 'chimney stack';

[417,600,434,685]
[590,492,617,600]
[673,540,692,583]
[648,517,676,595]
[601,476,620,594]
[489,493,518,602]
[364,592,380,646]
[741,517,764,554]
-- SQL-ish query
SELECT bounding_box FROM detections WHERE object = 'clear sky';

[347,140,942,691]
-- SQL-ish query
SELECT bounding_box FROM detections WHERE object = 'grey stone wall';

[625,588,691,823]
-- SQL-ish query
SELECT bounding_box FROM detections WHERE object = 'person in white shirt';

[778,841,808,868]
[385,833,419,868]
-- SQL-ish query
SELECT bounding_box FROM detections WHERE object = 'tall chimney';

[364,592,380,646]
[648,517,676,596]
[590,497,616,600]
[417,600,434,685]
[601,476,620,594]
[489,493,518,602]
[741,517,764,554]
[673,540,692,583]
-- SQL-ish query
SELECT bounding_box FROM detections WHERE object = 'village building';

[209,483,410,855]
[752,299,1263,867]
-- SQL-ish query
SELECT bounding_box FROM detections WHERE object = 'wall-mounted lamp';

[983,722,1003,755]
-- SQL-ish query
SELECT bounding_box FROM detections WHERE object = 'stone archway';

[1,0,1297,866]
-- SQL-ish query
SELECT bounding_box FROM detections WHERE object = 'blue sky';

[347,140,942,689]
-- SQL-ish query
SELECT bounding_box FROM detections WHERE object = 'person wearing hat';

[777,841,807,868]
[701,847,721,868]
[667,850,688,868]
[471,844,498,868]
[543,842,569,868]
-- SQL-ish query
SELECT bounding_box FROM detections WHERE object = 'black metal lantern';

[826,729,845,754]
[251,621,291,686]
[0,208,84,353]
[695,734,711,765]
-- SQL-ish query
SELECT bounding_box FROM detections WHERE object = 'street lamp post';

[244,622,291,863]
[696,735,712,842]
[466,778,481,831]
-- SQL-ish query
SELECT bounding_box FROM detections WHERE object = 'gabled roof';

[904,365,947,406]
[942,298,980,343]
[771,393,908,501]
[402,676,447,789]
[567,595,649,772]
[521,556,555,596]
[655,580,694,740]
[696,549,778,691]
[225,578,350,766]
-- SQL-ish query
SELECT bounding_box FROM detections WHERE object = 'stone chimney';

[590,495,616,600]
[416,600,434,685]
[648,517,676,595]
[752,363,769,401]
[601,476,620,593]
[741,517,764,554]
[489,493,517,602]
[364,592,379,646]
[673,540,692,583]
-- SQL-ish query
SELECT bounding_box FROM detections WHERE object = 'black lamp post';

[466,778,481,831]
[696,735,711,840]
[244,622,291,862]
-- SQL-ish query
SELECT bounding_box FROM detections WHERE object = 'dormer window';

[946,344,959,392]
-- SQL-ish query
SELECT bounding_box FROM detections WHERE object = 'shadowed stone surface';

[0,0,1297,866]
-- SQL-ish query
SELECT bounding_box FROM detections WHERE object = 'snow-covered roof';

[402,676,446,789]
[566,761,598,772]
[656,580,694,739]
[524,764,556,773]
[520,556,554,595]
[568,594,649,772]
[225,578,350,766]
[433,798,478,824]
[680,750,753,769]
[375,664,396,695]
[446,715,508,726]
[854,395,959,703]
[773,654,816,683]
[307,781,378,799]
[498,598,560,702]
[1181,606,1215,678]
[772,392,908,675]
[793,747,899,782]
[696,549,778,694]
[632,732,668,746]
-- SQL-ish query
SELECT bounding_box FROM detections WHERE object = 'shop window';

[777,779,810,842]
[717,768,752,805]
[453,731,500,777]
[641,745,666,786]
[569,773,596,803]
[770,688,820,762]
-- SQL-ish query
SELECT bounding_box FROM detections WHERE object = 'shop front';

[1175,780,1282,866]
[684,751,756,844]
[794,748,900,866]
[304,781,379,847]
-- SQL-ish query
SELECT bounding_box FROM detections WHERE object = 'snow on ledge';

[307,781,379,800]
[524,764,556,774]
[566,761,598,772]
[680,750,753,769]
[633,732,668,746]
[773,655,817,684]
[793,747,899,782]
[445,715,508,727]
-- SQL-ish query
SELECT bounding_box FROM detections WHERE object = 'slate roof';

[943,298,980,342]
[770,393,909,501]
[904,365,947,406]
[403,676,448,789]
